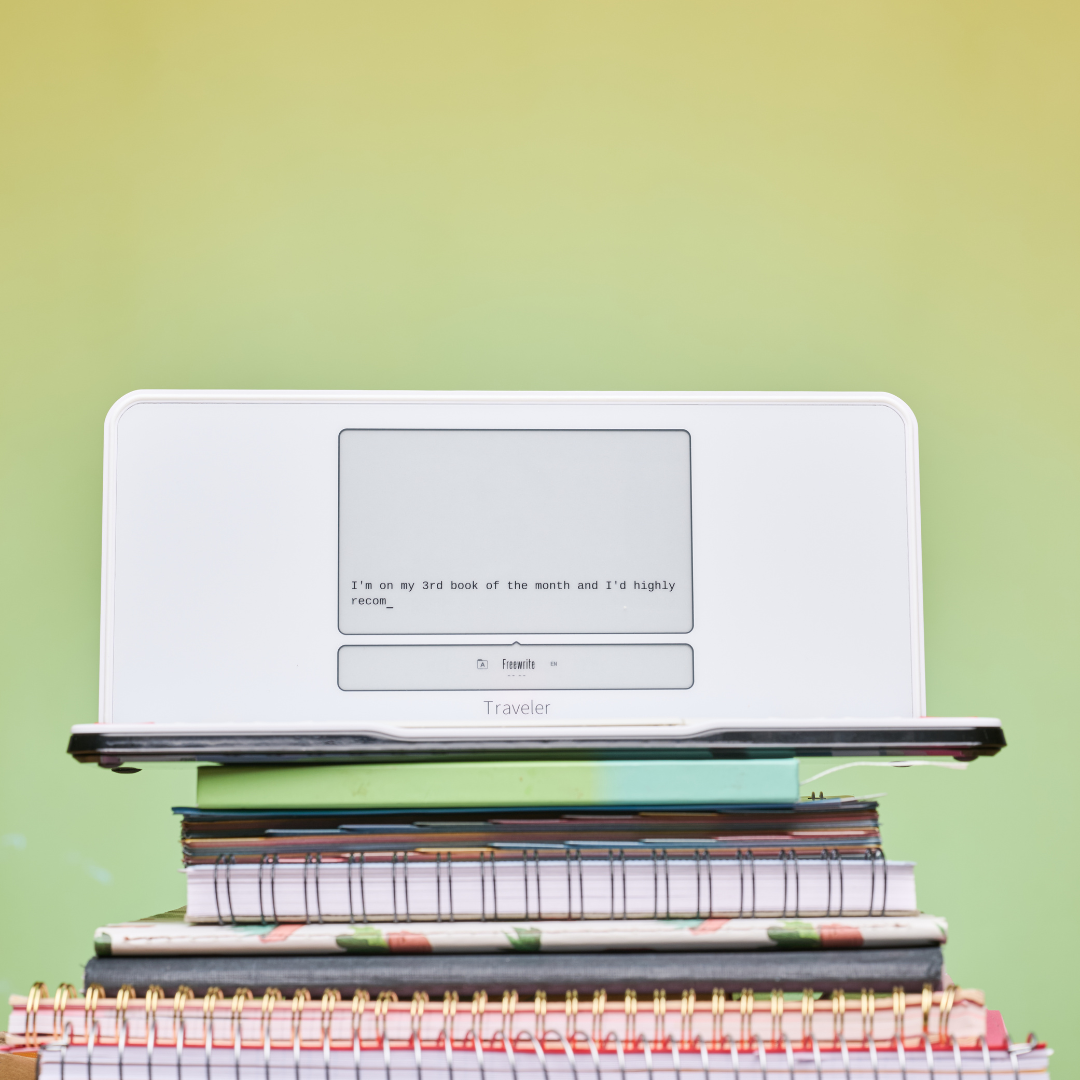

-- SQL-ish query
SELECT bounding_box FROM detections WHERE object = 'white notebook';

[185,856,915,924]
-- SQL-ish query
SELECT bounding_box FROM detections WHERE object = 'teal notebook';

[196,758,799,810]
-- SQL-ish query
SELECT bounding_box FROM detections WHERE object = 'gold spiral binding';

[261,986,282,1053]
[892,987,906,1044]
[591,990,607,1043]
[860,988,876,1043]
[17,977,996,1064]
[289,988,310,1064]
[439,992,455,1040]
[410,992,429,1038]
[374,991,397,1042]
[352,989,370,1057]
[231,988,253,1017]
[85,984,106,1028]
[114,983,134,1071]
[565,989,579,1038]
[174,987,194,1021]
[25,982,47,1047]
[230,987,253,1055]
[533,990,547,1039]
[711,988,725,1048]
[143,983,163,1060]
[203,987,223,1049]
[738,989,753,1046]
[801,988,814,1044]
[322,989,341,1040]
[320,989,340,1066]
[938,984,957,1040]
[623,989,637,1043]
[832,990,846,1044]
[291,989,311,1034]
[53,984,79,1041]
[173,986,193,1059]
[681,990,697,1047]
[469,991,487,1041]
[500,990,518,1039]
[769,990,783,1046]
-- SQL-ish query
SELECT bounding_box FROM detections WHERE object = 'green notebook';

[196,758,799,810]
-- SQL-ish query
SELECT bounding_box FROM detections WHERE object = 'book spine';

[196,760,801,811]
[78,947,945,997]
[95,915,947,957]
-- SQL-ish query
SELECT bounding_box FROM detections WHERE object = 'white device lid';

[69,390,1002,764]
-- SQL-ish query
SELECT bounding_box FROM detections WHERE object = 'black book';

[85,946,943,997]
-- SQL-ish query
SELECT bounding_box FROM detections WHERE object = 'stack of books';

[3,758,1050,1077]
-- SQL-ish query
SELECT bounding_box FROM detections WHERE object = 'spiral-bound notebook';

[9,986,1050,1079]
[185,853,912,925]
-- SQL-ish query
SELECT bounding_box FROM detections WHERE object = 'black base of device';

[68,725,1006,767]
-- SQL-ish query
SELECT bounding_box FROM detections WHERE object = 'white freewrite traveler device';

[68,390,1003,765]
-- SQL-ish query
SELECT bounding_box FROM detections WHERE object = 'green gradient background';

[1,0,1078,1069]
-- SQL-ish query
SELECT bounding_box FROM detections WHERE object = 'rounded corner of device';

[873,392,919,434]
[105,389,160,431]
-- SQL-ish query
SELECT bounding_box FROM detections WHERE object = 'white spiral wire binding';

[381,1032,392,1080]
[698,1036,711,1080]
[59,1022,74,1080]
[211,843,890,922]
[951,1036,963,1080]
[781,1033,796,1080]
[607,1032,627,1080]
[751,1034,768,1080]
[839,1035,852,1080]
[115,992,130,1080]
[351,996,366,1080]
[641,1034,655,1080]
[466,1027,484,1080]
[554,1033,581,1080]
[203,991,220,1080]
[85,1019,98,1080]
[582,1033,603,1080]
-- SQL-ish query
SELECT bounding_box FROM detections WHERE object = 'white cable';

[800,760,968,786]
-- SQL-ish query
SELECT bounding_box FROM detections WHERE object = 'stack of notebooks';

[3,758,1051,1076]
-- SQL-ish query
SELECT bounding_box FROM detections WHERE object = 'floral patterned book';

[94,909,946,956]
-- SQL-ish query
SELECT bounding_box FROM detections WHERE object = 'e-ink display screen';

[338,429,693,634]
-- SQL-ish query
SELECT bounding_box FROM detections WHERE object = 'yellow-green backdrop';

[1,0,1078,1069]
